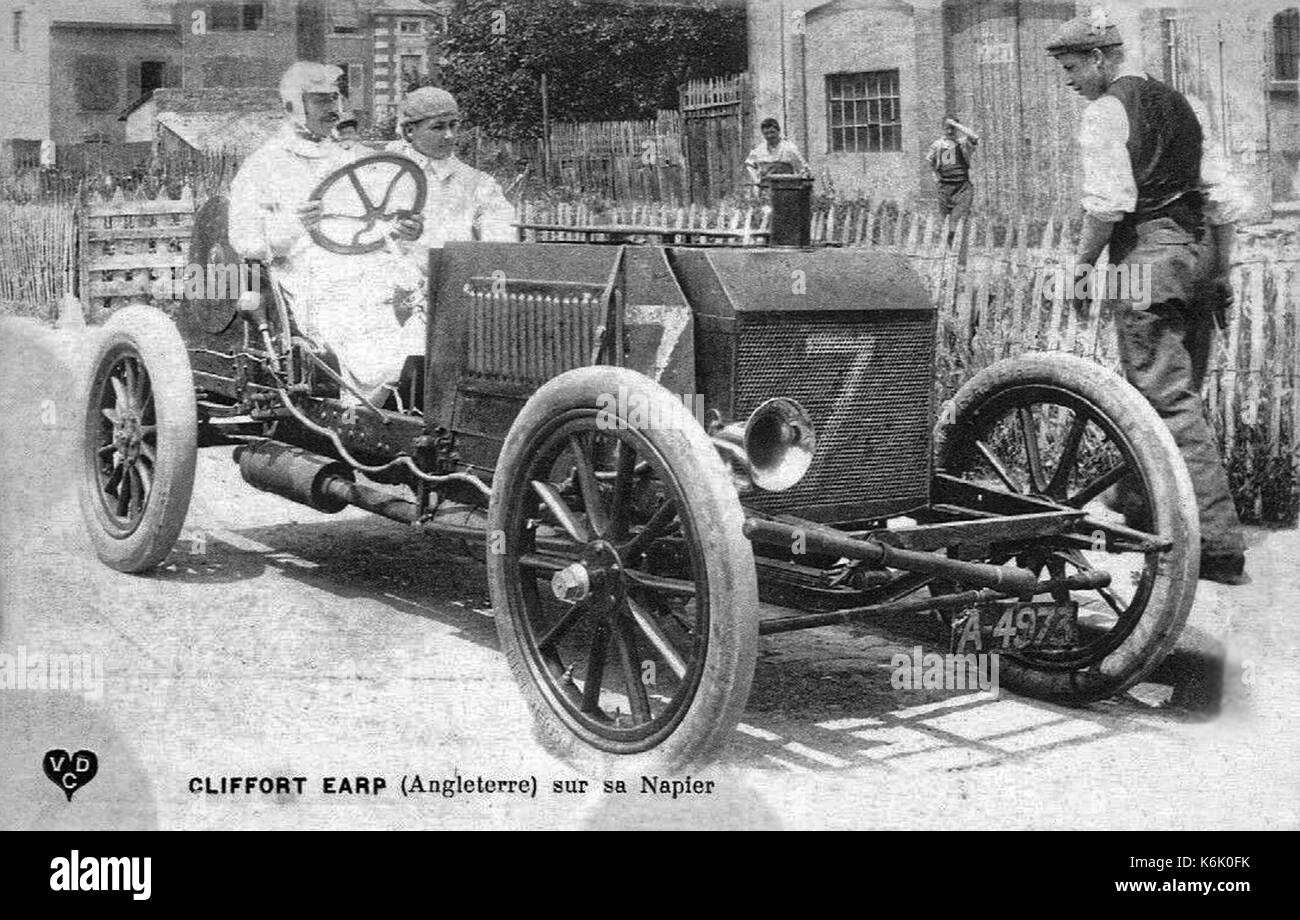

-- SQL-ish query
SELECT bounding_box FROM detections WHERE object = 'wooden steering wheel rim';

[307,153,428,255]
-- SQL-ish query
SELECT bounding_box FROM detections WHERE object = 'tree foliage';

[443,0,747,140]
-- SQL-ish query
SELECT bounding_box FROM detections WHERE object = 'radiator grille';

[464,279,607,385]
[735,312,936,521]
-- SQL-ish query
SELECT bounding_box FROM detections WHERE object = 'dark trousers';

[1109,217,1244,557]
[937,181,974,220]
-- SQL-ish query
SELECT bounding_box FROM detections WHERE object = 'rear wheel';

[934,352,1199,703]
[488,367,758,771]
[79,304,197,573]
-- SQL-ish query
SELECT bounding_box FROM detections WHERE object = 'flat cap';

[1046,8,1124,55]
[399,87,460,126]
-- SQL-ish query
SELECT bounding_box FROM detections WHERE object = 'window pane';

[826,69,901,153]
[210,4,239,30]
[75,56,119,111]
[1276,9,1299,80]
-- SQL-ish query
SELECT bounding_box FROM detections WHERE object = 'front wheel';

[488,367,759,772]
[934,352,1199,703]
[79,304,197,573]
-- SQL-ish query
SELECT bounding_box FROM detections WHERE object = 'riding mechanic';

[385,87,516,281]
[1047,10,1248,584]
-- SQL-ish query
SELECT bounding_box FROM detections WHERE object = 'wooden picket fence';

[517,199,769,243]
[0,201,77,319]
[531,112,687,201]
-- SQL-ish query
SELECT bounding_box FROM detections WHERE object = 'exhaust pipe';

[235,440,476,532]
[236,441,355,513]
[711,397,817,493]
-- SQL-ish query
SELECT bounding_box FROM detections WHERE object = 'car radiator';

[734,311,936,523]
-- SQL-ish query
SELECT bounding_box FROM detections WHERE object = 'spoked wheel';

[934,352,1199,703]
[488,367,758,771]
[79,305,197,573]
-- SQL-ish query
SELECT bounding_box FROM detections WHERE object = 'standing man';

[1047,9,1247,583]
[926,116,979,222]
[387,87,516,262]
[745,118,810,191]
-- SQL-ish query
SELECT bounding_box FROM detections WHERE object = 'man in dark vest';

[1048,9,1247,584]
[926,116,979,222]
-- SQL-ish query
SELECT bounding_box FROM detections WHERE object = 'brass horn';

[711,398,817,493]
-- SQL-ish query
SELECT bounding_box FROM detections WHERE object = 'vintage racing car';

[78,156,1200,770]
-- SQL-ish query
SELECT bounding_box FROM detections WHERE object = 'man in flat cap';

[1048,8,1248,584]
[387,87,516,259]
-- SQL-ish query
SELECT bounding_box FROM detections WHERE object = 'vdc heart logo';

[43,749,98,802]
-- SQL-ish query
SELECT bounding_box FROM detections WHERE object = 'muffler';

[236,441,355,514]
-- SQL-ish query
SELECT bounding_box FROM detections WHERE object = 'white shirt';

[228,123,359,290]
[745,139,808,184]
[1078,73,1247,225]
[385,141,516,263]
[925,136,977,180]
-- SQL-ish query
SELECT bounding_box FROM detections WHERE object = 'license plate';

[950,602,1079,654]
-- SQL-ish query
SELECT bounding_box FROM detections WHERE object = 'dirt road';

[2,317,1296,830]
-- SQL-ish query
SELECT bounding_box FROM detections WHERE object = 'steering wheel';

[307,153,428,255]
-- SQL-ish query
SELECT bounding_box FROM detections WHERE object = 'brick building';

[172,0,451,130]
[364,0,451,129]
[175,1,307,93]
[748,0,1298,221]
[0,0,179,164]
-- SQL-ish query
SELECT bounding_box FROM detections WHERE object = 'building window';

[399,20,423,34]
[75,56,120,112]
[400,55,423,93]
[12,139,42,169]
[1276,8,1299,81]
[336,63,366,101]
[827,70,902,153]
[12,10,23,52]
[209,2,265,32]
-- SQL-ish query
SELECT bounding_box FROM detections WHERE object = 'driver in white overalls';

[228,62,425,404]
